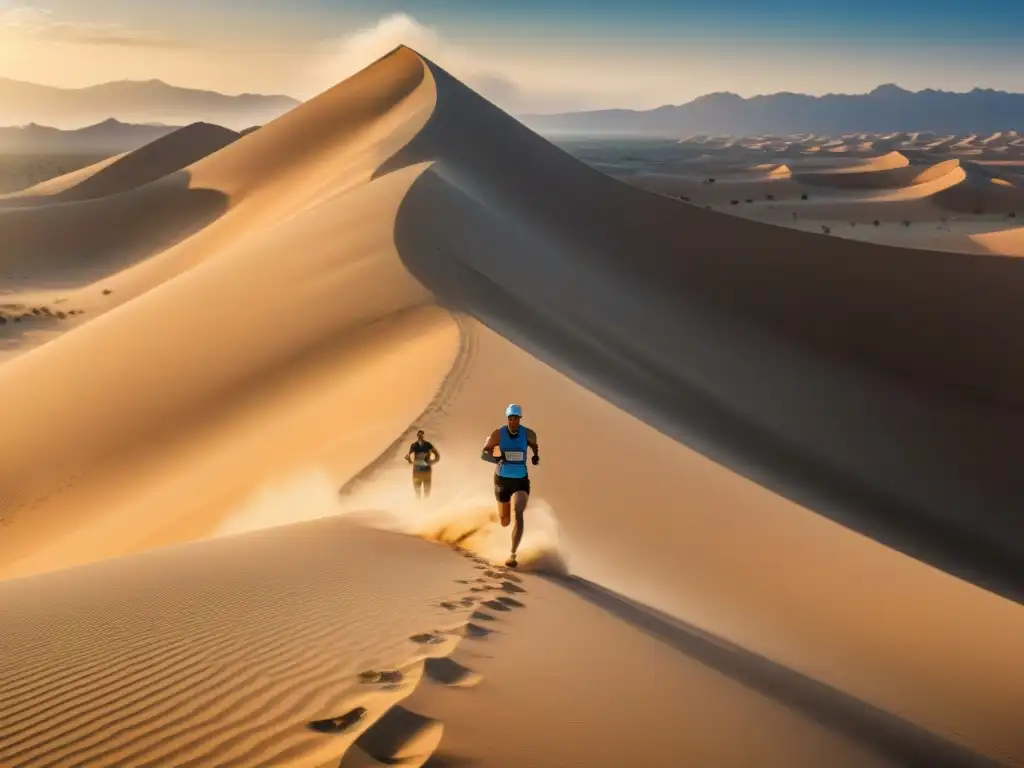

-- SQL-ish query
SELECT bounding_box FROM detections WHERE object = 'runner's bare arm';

[526,429,540,464]
[480,429,501,464]
[430,445,441,464]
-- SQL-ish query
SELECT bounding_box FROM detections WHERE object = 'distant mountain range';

[0,119,186,154]
[519,84,1024,137]
[0,78,299,131]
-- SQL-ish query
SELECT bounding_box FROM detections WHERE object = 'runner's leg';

[511,491,528,554]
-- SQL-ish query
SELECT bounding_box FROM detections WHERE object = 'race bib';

[504,451,525,462]
[414,458,428,467]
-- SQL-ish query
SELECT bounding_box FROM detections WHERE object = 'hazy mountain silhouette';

[519,84,1024,136]
[0,119,183,154]
[0,78,299,131]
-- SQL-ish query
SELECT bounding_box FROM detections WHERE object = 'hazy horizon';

[2,2,1024,114]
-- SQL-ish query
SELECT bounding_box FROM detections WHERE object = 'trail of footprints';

[307,551,528,767]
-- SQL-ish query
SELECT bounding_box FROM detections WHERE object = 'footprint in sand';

[339,706,444,767]
[409,632,446,645]
[308,706,367,734]
[463,622,492,639]
[358,669,404,686]
[424,657,483,688]
[330,618,488,767]
[482,596,525,612]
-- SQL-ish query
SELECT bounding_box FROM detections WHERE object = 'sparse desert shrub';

[730,200,739,205]
[745,198,753,204]
[704,177,716,184]
[873,220,881,227]
[56,311,66,319]
[766,194,775,201]
[821,225,831,234]
[679,195,690,202]
[792,212,799,219]
[902,220,911,227]
[31,308,40,315]
[1009,211,1017,219]
[850,221,856,227]
[102,288,113,295]
[801,193,809,200]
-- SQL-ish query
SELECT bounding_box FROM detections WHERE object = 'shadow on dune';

[551,576,998,767]
[382,50,1024,604]
[0,313,77,352]
[55,123,240,203]
[0,169,228,289]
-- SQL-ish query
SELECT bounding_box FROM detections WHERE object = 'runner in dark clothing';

[405,430,440,499]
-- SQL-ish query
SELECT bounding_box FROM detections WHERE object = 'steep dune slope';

[0,49,454,578]
[383,53,1024,601]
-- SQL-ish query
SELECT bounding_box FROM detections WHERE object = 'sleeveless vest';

[497,425,529,479]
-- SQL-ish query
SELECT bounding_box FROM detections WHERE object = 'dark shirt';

[409,440,436,471]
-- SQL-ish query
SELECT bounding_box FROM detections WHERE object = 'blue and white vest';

[497,425,529,479]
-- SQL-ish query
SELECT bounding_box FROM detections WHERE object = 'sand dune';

[0,123,240,207]
[0,518,483,767]
[1,152,127,199]
[609,134,1024,253]
[1,45,1022,767]
[55,122,240,202]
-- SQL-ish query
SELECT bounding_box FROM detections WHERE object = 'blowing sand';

[1,46,1022,767]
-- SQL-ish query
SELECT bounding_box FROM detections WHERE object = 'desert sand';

[1,47,1022,767]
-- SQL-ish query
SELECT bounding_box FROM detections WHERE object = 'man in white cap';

[480,403,539,567]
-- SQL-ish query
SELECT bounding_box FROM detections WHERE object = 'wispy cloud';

[307,13,591,113]
[0,2,189,48]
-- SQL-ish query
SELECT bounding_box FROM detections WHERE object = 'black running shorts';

[494,474,530,503]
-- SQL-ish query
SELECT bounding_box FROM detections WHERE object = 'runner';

[480,404,539,567]
[405,429,439,499]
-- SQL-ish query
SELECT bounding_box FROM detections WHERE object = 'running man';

[405,430,440,499]
[480,404,539,567]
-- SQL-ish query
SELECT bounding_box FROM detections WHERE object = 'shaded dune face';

[381,52,1024,602]
[55,123,242,202]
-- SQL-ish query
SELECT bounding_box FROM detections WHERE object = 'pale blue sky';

[2,0,1023,112]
